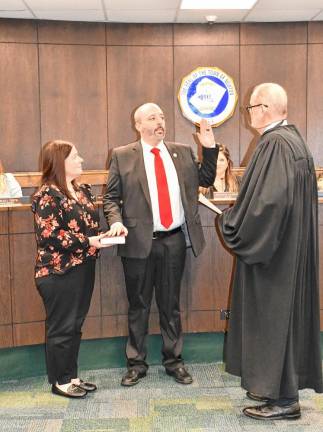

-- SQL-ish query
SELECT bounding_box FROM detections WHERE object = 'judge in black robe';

[217,83,322,420]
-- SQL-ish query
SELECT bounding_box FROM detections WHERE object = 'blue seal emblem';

[178,67,238,127]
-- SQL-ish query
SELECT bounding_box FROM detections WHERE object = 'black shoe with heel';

[51,384,87,398]
[74,379,97,392]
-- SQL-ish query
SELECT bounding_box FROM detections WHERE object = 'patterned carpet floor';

[0,362,323,432]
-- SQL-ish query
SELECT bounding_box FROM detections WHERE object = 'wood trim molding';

[12,167,323,188]
[14,170,108,188]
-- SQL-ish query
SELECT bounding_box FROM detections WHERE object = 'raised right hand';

[196,118,216,148]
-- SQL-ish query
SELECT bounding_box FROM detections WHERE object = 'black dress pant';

[122,230,186,373]
[36,260,96,385]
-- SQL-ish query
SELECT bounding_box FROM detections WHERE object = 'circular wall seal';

[178,66,238,127]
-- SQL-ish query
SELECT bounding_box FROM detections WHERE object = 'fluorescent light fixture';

[180,0,257,9]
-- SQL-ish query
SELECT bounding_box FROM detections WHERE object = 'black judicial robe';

[218,124,322,399]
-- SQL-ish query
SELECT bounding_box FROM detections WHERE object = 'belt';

[152,226,182,240]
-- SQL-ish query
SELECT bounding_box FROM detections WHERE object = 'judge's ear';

[134,121,141,133]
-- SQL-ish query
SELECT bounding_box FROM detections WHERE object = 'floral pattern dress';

[32,184,100,278]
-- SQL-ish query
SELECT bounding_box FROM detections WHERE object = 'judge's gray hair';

[134,103,162,123]
[252,83,288,117]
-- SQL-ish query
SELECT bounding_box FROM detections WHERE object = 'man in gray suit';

[103,103,218,386]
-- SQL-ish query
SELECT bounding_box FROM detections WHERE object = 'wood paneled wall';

[1,19,323,347]
[0,19,323,172]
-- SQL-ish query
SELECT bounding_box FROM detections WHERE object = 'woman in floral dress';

[32,140,110,399]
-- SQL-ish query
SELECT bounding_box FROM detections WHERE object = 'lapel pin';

[173,153,178,158]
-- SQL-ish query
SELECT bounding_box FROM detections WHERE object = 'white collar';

[141,139,164,151]
[263,119,288,133]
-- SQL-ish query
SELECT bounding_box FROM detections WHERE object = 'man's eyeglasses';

[245,104,268,112]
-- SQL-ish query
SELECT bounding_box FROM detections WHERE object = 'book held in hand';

[100,236,126,245]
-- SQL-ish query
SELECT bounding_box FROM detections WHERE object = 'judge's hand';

[107,221,128,237]
[89,232,113,248]
[196,119,216,148]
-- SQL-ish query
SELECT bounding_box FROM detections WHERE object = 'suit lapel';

[134,141,152,208]
[164,141,187,203]
[164,142,181,175]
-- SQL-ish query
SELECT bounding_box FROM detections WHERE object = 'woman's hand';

[88,232,113,248]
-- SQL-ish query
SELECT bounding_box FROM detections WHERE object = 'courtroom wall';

[1,19,323,172]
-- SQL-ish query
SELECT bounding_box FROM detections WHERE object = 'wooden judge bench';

[0,168,322,349]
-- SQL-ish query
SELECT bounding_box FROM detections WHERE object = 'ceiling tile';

[34,9,105,21]
[180,0,257,9]
[0,0,320,23]
[25,0,102,11]
[105,0,181,10]
[245,9,321,22]
[0,0,25,9]
[108,9,177,23]
[254,0,323,8]
[0,10,34,18]
[313,10,323,20]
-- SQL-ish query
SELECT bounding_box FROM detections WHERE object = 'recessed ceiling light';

[205,15,217,23]
[180,0,257,9]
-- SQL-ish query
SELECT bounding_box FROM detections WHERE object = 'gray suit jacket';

[103,141,218,258]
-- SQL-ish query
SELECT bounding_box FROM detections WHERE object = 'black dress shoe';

[121,369,147,387]
[75,379,97,392]
[243,402,301,420]
[166,367,193,385]
[51,384,87,398]
[246,391,270,402]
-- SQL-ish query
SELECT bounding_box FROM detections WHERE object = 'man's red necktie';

[151,148,173,229]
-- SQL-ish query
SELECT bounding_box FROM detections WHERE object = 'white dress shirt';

[141,140,185,232]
